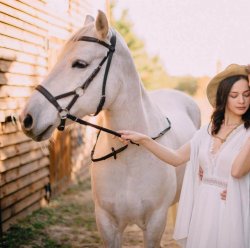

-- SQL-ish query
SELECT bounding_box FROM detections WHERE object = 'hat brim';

[207,64,249,107]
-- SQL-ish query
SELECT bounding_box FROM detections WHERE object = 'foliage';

[2,207,70,248]
[110,3,199,95]
[2,178,99,248]
[174,76,198,96]
[110,5,171,90]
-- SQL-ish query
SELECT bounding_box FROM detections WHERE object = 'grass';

[2,207,61,247]
[2,177,178,247]
[2,178,101,248]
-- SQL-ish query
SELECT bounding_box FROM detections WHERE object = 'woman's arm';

[119,130,190,167]
[231,137,250,178]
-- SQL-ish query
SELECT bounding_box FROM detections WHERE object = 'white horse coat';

[21,11,200,248]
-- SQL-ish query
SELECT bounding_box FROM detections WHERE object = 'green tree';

[174,76,198,96]
[110,7,171,90]
[110,4,198,95]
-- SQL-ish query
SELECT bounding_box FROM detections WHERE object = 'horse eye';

[72,60,88,68]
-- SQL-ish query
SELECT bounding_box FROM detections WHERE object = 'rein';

[35,29,172,162]
[67,114,171,162]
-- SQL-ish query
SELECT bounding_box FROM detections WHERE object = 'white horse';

[20,11,200,248]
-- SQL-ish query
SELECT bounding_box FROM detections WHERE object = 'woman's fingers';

[117,130,148,144]
[220,190,227,200]
[112,134,128,143]
[109,131,136,145]
[199,166,203,180]
[118,130,136,141]
[118,137,129,145]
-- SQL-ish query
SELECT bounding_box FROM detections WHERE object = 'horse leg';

[143,208,167,248]
[95,206,124,248]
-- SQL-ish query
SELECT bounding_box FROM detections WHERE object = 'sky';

[111,0,250,77]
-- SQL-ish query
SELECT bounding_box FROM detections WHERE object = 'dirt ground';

[47,185,179,248]
[3,177,180,248]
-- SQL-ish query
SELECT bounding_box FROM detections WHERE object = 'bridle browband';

[35,29,172,162]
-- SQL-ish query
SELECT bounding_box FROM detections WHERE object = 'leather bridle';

[36,30,117,131]
[35,29,172,162]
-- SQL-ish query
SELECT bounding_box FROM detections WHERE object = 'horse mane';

[62,25,93,50]
[70,25,93,42]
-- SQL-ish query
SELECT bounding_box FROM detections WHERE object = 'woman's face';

[226,78,250,116]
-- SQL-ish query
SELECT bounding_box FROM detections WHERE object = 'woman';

[119,64,250,248]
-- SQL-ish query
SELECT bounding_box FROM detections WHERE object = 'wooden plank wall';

[71,125,94,183]
[0,0,99,232]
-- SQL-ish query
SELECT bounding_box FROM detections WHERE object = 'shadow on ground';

[2,177,180,248]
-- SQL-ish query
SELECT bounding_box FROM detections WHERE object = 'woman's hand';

[118,131,190,167]
[118,130,150,145]
[220,189,227,201]
[199,166,203,180]
[198,166,227,200]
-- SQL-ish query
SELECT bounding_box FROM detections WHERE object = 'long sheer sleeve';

[219,174,250,248]
[173,125,207,246]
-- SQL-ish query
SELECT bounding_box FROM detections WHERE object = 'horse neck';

[94,46,168,157]
[103,63,166,135]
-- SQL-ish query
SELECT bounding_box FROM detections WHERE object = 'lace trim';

[202,177,227,189]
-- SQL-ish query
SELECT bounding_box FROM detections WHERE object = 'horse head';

[20,10,125,141]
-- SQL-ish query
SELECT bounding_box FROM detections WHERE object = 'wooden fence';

[0,0,103,232]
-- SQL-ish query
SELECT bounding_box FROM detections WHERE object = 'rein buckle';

[59,109,69,119]
[75,87,84,96]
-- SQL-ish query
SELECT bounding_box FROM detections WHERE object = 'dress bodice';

[198,124,246,183]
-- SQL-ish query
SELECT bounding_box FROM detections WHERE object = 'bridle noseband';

[36,30,117,131]
[35,29,172,162]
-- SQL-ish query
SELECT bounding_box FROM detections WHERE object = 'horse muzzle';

[20,113,54,141]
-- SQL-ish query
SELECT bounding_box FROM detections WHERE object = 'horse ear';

[95,10,109,39]
[84,14,94,25]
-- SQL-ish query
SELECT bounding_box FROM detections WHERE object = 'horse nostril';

[23,114,33,130]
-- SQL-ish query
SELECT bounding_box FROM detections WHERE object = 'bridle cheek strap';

[36,85,62,113]
[94,33,116,116]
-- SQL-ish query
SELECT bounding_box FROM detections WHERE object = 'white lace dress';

[173,124,250,248]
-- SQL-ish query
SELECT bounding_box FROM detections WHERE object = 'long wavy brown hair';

[210,75,250,135]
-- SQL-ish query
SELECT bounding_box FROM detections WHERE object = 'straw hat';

[206,64,250,107]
